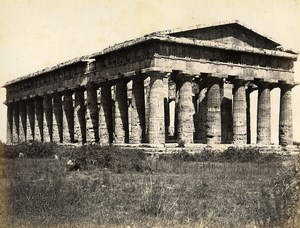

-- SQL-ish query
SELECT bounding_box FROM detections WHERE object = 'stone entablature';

[3,21,299,147]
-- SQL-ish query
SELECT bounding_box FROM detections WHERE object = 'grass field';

[0,147,299,228]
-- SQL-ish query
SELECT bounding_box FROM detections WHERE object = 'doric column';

[85,84,99,143]
[198,86,207,143]
[26,99,35,142]
[176,74,194,144]
[279,84,294,146]
[246,89,251,144]
[19,101,27,142]
[62,91,74,143]
[221,83,233,143]
[34,97,43,142]
[99,83,113,145]
[168,79,176,137]
[74,88,86,144]
[52,93,63,143]
[232,80,247,144]
[6,103,13,144]
[206,77,222,144]
[12,102,20,143]
[257,82,271,145]
[130,77,145,143]
[43,95,52,142]
[114,79,128,144]
[147,72,166,144]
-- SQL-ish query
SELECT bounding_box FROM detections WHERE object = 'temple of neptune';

[3,21,298,148]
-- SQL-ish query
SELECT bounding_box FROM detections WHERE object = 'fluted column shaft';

[12,102,20,143]
[26,99,35,141]
[6,103,13,144]
[257,83,271,144]
[246,89,251,144]
[52,93,63,143]
[130,77,145,143]
[148,74,165,144]
[114,80,128,144]
[63,91,74,143]
[34,97,43,141]
[74,89,86,144]
[196,86,207,143]
[19,101,27,142]
[232,80,247,144]
[85,84,99,143]
[99,83,113,145]
[206,78,222,144]
[43,95,52,142]
[279,84,293,146]
[176,75,194,144]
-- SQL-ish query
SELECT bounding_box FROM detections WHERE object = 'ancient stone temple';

[3,21,298,148]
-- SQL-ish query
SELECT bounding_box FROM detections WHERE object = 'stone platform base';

[112,143,300,155]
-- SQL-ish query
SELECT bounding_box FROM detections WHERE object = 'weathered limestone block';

[43,95,52,142]
[177,75,194,144]
[34,97,43,142]
[148,74,165,144]
[6,103,13,144]
[63,91,74,143]
[19,101,27,142]
[99,83,113,145]
[114,80,129,144]
[12,102,20,143]
[26,99,35,142]
[130,77,145,143]
[197,86,207,143]
[52,93,63,143]
[232,80,247,144]
[279,84,293,146]
[206,78,222,144]
[74,89,86,144]
[85,84,99,143]
[257,83,271,144]
[221,83,233,143]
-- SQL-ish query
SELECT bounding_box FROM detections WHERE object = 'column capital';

[143,70,170,78]
[254,80,277,90]
[278,81,299,90]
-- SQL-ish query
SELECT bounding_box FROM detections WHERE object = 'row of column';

[6,74,294,146]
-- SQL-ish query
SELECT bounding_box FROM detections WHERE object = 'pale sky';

[0,0,300,143]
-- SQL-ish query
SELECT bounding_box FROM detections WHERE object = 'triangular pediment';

[159,21,281,50]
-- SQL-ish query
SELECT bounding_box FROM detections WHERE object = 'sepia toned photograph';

[0,0,300,227]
